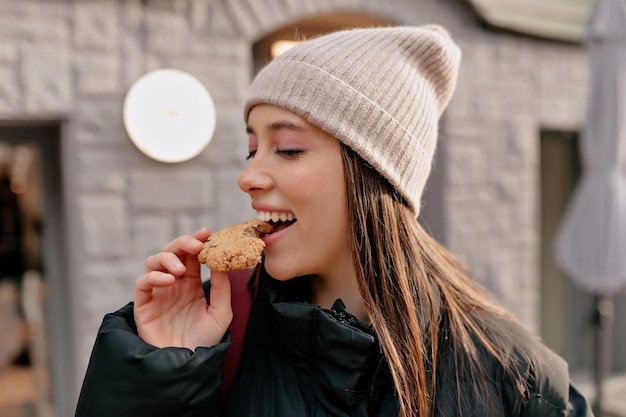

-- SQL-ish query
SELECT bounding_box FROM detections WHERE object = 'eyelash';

[245,149,303,160]
[276,149,302,159]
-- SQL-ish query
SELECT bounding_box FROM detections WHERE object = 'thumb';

[207,270,232,323]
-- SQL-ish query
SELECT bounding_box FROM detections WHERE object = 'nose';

[238,154,273,195]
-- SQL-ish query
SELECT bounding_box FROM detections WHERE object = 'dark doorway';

[540,129,626,379]
[0,124,65,417]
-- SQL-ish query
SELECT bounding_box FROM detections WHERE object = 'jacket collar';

[256,274,392,408]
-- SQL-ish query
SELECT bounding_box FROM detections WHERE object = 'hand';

[133,228,233,350]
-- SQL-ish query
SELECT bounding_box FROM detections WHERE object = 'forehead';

[246,104,336,144]
[247,104,307,129]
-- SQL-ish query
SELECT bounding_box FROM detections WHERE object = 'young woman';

[75,26,593,417]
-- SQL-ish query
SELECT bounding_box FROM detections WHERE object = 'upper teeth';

[256,211,295,222]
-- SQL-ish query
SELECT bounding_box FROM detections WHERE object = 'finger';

[134,271,176,306]
[145,252,187,275]
[207,271,233,324]
[192,227,211,241]
[183,228,212,277]
[162,233,207,258]
[152,230,211,276]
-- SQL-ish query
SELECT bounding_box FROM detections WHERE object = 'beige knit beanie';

[244,25,461,215]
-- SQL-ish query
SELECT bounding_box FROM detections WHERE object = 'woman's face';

[238,104,353,284]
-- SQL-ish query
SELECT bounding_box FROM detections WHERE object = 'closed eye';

[246,151,256,160]
[276,149,303,159]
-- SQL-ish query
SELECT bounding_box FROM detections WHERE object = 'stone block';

[448,200,493,240]
[79,259,139,325]
[145,0,189,13]
[144,53,165,73]
[121,0,144,31]
[247,0,285,33]
[216,167,254,229]
[77,149,127,193]
[131,214,174,258]
[508,186,538,233]
[446,141,486,186]
[188,37,249,62]
[226,0,261,40]
[201,106,249,167]
[464,39,496,85]
[145,10,191,54]
[121,33,146,89]
[128,169,215,211]
[69,98,127,147]
[210,6,241,38]
[444,178,494,204]
[482,246,517,296]
[515,247,540,333]
[0,15,69,44]
[21,45,72,113]
[189,0,210,32]
[176,212,216,236]
[505,82,534,115]
[475,237,539,330]
[472,93,506,122]
[0,43,18,63]
[79,195,130,258]
[76,327,97,385]
[0,67,21,112]
[73,1,120,51]
[75,54,122,96]
[194,63,248,105]
[489,118,538,177]
[0,1,69,19]
[537,47,587,129]
[443,117,486,140]
[486,203,516,236]
[444,94,473,122]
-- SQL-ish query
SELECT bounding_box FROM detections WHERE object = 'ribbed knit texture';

[245,25,461,214]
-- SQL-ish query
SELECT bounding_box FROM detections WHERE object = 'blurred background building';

[0,0,624,416]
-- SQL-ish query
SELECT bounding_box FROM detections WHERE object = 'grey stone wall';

[444,34,587,329]
[0,0,587,413]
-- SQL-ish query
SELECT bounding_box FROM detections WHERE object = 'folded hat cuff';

[245,60,438,214]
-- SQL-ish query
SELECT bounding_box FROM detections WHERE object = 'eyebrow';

[246,120,307,134]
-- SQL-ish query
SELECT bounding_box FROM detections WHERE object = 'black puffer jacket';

[75,274,593,417]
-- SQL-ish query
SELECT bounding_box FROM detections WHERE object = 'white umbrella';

[554,0,626,414]
[555,0,626,295]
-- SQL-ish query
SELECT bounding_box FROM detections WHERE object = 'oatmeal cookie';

[197,220,273,272]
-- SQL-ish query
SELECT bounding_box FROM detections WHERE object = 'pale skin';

[134,105,365,351]
[134,228,232,349]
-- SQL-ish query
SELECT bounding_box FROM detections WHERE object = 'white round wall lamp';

[123,69,216,163]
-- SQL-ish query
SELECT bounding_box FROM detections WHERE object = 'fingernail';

[173,260,184,269]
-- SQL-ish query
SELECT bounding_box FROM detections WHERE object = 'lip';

[251,203,297,247]
[261,221,295,247]
[252,203,296,222]
[252,202,291,214]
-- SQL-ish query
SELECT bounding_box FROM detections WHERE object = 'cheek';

[298,171,346,208]
[306,175,349,233]
[322,169,348,216]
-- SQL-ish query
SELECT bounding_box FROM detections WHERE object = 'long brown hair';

[340,144,542,417]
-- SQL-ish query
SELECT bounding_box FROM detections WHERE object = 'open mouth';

[257,211,297,234]
[269,219,296,233]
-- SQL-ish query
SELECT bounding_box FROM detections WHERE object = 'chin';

[263,259,301,281]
